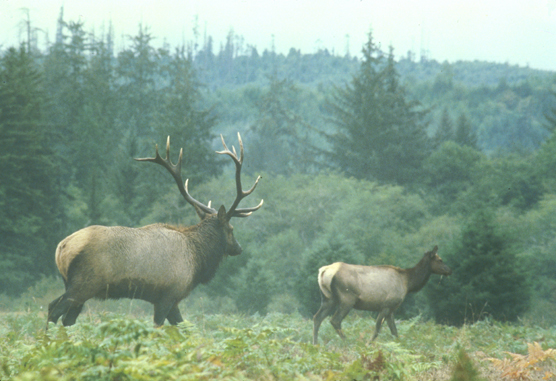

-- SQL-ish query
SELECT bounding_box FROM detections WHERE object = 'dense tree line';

[0,20,218,294]
[1,15,556,327]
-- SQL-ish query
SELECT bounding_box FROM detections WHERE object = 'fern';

[2,311,556,380]
[487,342,556,380]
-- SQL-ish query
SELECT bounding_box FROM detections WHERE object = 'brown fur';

[313,246,452,344]
[48,206,242,328]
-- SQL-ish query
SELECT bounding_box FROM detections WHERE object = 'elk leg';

[62,303,84,326]
[47,294,72,325]
[329,298,356,340]
[386,314,398,338]
[313,297,337,344]
[153,298,176,326]
[166,303,184,325]
[371,309,390,341]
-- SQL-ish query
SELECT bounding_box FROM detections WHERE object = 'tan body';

[49,211,237,327]
[313,246,451,344]
[47,134,263,328]
[55,221,231,299]
[57,224,208,288]
[319,263,409,312]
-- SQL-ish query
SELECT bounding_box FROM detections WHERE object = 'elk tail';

[55,228,92,283]
[317,263,341,300]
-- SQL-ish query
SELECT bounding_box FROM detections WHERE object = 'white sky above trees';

[1,0,556,71]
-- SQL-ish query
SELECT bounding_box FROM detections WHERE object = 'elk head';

[428,245,452,276]
[135,133,263,256]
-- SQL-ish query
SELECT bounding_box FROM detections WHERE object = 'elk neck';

[180,215,229,284]
[404,254,433,294]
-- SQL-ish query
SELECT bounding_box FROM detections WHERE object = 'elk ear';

[217,205,228,224]
[426,245,439,259]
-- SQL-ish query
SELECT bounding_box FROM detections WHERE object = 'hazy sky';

[2,0,556,71]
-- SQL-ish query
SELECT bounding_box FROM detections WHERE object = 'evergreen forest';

[2,14,556,332]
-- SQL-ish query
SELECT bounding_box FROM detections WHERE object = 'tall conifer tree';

[434,107,454,147]
[427,209,530,325]
[326,32,429,185]
[0,46,60,294]
[454,112,478,149]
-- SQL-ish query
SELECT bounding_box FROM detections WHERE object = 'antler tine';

[237,132,244,164]
[219,134,227,149]
[244,174,261,196]
[216,133,263,220]
[153,143,161,159]
[233,198,264,218]
[135,136,216,217]
[217,134,240,164]
[165,136,170,160]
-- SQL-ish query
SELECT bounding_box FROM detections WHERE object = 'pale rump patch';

[318,262,343,299]
[55,228,93,281]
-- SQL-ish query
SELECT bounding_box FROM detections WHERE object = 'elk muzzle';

[229,239,242,256]
[435,261,452,276]
[431,253,452,276]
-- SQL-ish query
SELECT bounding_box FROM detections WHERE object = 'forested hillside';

[1,15,556,328]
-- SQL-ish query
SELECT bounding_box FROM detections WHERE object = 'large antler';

[135,136,217,217]
[217,133,264,220]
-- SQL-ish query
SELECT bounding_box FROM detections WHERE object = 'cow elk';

[47,133,263,328]
[313,246,452,344]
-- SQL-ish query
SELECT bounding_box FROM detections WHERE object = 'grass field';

[1,301,555,381]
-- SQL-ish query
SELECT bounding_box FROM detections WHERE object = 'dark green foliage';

[454,112,478,149]
[427,210,530,326]
[230,255,273,314]
[515,195,556,325]
[460,153,543,211]
[536,92,556,193]
[535,137,556,194]
[434,107,455,147]
[43,19,119,226]
[544,88,556,124]
[326,33,430,186]
[423,142,485,211]
[0,46,61,294]
[154,46,220,183]
[248,75,321,175]
[0,21,218,296]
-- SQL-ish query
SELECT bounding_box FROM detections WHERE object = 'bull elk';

[47,133,263,328]
[313,246,451,344]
